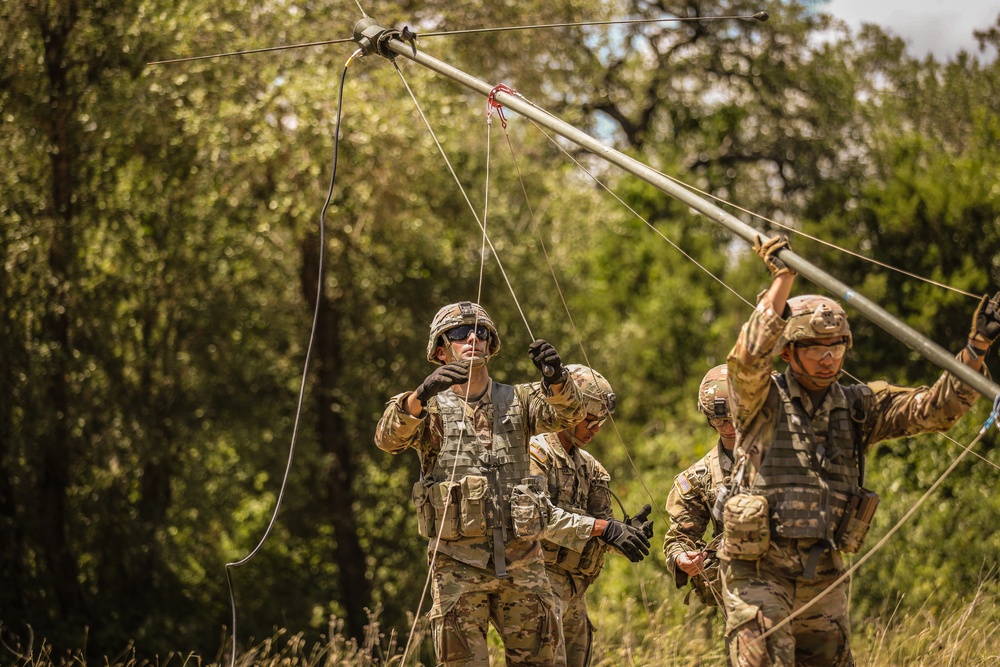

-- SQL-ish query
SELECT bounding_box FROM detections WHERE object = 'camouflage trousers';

[546,567,595,667]
[429,554,563,666]
[721,538,854,667]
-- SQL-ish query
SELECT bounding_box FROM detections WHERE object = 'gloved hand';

[597,518,650,563]
[528,339,565,385]
[626,503,654,540]
[414,362,470,403]
[969,292,1000,345]
[753,234,796,278]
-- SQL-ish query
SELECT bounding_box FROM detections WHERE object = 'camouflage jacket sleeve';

[374,391,430,455]
[862,352,990,447]
[529,435,595,553]
[662,463,712,588]
[518,377,586,438]
[727,301,787,430]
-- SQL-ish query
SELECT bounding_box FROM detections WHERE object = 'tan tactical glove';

[753,234,796,278]
[969,292,1000,346]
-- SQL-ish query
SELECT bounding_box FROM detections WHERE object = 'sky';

[822,0,999,60]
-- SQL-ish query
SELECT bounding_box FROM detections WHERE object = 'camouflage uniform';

[376,376,586,666]
[662,440,732,606]
[722,297,988,667]
[529,431,614,667]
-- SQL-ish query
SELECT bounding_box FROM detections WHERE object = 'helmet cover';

[426,301,501,364]
[697,364,732,419]
[566,364,616,418]
[776,295,852,353]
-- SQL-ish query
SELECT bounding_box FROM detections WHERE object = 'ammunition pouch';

[459,475,488,537]
[510,478,547,540]
[542,537,606,578]
[835,487,879,554]
[412,476,491,541]
[722,494,771,560]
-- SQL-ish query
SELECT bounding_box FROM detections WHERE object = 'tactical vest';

[429,383,530,534]
[752,376,869,543]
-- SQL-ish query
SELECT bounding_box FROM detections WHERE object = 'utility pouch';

[573,539,606,578]
[689,556,722,607]
[722,494,771,560]
[459,475,488,538]
[411,480,437,539]
[429,481,461,541]
[510,481,545,540]
[835,487,879,554]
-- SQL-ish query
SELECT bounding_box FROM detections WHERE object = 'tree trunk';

[38,2,84,619]
[300,230,372,639]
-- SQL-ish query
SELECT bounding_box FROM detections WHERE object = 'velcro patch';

[676,473,693,495]
[529,442,548,465]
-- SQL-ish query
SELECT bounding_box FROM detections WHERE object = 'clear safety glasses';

[794,338,848,362]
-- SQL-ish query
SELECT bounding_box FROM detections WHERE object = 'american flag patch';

[677,473,693,495]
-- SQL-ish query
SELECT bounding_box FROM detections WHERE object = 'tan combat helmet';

[697,364,731,419]
[426,301,501,364]
[566,364,616,417]
[776,295,853,353]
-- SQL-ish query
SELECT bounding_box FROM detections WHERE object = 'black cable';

[224,48,359,667]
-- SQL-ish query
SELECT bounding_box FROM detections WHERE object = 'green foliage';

[3,0,1000,661]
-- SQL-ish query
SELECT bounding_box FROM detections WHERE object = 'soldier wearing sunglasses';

[528,364,653,667]
[719,236,1000,667]
[376,301,607,666]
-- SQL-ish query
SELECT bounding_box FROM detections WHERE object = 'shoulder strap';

[841,384,873,486]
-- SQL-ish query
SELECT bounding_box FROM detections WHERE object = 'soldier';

[662,364,735,611]
[375,302,650,666]
[720,236,1000,667]
[529,364,653,667]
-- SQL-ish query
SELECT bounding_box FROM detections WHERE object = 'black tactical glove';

[753,234,796,278]
[969,292,1000,345]
[597,518,650,563]
[625,503,654,540]
[414,362,470,403]
[528,339,565,385]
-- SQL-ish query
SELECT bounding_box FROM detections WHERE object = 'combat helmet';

[697,364,731,419]
[426,301,501,364]
[566,364,616,418]
[776,295,853,353]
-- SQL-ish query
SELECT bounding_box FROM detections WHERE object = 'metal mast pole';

[354,19,1000,400]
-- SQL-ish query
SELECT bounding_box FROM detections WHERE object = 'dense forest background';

[3,0,1000,663]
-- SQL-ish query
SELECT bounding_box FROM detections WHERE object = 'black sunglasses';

[445,324,491,341]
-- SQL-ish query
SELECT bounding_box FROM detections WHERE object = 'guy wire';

[149,11,767,66]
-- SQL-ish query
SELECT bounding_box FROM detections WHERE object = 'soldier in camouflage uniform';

[375,302,649,666]
[720,236,1000,667]
[529,364,653,667]
[662,364,736,612]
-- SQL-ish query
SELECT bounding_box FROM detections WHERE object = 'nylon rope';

[754,395,1000,646]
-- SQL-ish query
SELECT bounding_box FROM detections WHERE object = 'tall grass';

[5,590,999,667]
